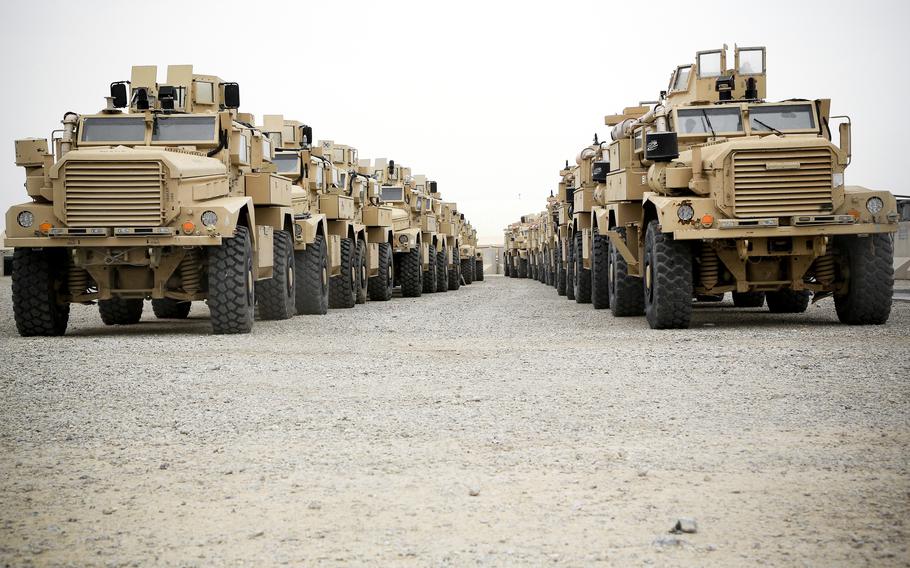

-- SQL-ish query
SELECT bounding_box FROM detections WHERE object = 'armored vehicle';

[263,115,396,311]
[598,45,898,328]
[459,220,481,283]
[413,175,446,293]
[542,195,560,286]
[371,159,436,297]
[554,163,575,296]
[504,219,530,278]
[438,200,463,290]
[6,66,295,335]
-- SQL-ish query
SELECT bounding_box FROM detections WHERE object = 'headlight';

[17,211,34,228]
[677,204,695,221]
[398,234,409,244]
[866,197,884,214]
[201,210,218,226]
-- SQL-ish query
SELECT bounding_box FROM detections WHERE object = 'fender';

[592,205,610,235]
[394,227,421,253]
[255,205,293,233]
[194,195,257,249]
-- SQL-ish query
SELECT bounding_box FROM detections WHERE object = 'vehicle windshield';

[152,115,217,143]
[381,186,404,202]
[750,104,816,132]
[81,117,146,143]
[273,153,301,175]
[676,107,744,135]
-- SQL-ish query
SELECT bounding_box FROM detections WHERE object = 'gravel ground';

[1,274,908,566]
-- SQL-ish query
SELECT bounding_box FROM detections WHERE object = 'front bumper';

[4,234,222,248]
[672,222,897,241]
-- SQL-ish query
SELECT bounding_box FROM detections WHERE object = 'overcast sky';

[1,0,908,243]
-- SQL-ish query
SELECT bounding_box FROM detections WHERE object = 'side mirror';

[300,125,313,146]
[839,122,851,165]
[135,88,150,111]
[222,82,240,109]
[110,82,129,108]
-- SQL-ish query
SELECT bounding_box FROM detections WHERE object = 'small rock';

[653,535,685,547]
[102,508,116,515]
[308,501,322,510]
[249,531,264,539]
[672,518,698,534]
[159,463,170,470]
[468,487,481,497]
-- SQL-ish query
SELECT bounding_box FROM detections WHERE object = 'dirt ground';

[1,275,908,566]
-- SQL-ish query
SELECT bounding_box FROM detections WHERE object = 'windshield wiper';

[701,109,717,139]
[753,118,783,136]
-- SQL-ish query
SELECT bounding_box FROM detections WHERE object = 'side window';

[237,134,249,165]
[672,66,691,91]
[697,51,722,78]
[737,48,765,75]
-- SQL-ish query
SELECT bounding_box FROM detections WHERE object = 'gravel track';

[1,275,908,566]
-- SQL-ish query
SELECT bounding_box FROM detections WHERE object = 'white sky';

[1,0,908,244]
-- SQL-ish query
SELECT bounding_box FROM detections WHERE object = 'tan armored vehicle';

[438,200,463,290]
[264,117,393,312]
[6,65,295,335]
[554,162,575,296]
[504,219,530,278]
[414,175,448,293]
[459,220,481,283]
[371,160,438,297]
[596,45,898,328]
[542,195,560,286]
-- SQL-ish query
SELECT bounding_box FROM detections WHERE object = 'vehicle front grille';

[732,148,833,218]
[63,161,164,227]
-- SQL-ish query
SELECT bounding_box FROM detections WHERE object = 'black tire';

[400,245,423,297]
[11,248,70,336]
[329,237,356,309]
[99,297,144,325]
[208,225,254,334]
[557,243,567,296]
[355,239,368,305]
[695,294,724,302]
[608,227,645,317]
[436,247,449,292]
[591,232,610,309]
[448,248,461,290]
[516,258,526,279]
[475,258,484,281]
[295,234,328,315]
[573,231,591,304]
[833,234,893,325]
[643,220,692,329]
[422,245,438,293]
[765,289,811,313]
[732,291,765,308]
[256,230,295,320]
[462,257,475,284]
[503,254,511,278]
[368,242,394,301]
[152,298,191,319]
[566,237,575,300]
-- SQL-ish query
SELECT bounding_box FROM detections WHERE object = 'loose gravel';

[1,275,908,566]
